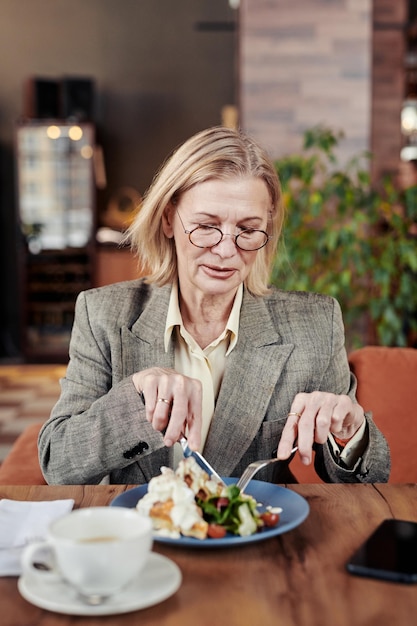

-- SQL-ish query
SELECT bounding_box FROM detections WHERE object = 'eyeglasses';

[176,211,270,251]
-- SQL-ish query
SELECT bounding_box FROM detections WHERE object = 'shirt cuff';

[328,419,367,468]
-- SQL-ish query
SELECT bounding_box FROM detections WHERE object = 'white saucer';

[18,552,182,616]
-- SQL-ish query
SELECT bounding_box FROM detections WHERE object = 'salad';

[136,457,281,539]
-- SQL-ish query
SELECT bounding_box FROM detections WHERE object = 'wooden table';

[1,483,417,626]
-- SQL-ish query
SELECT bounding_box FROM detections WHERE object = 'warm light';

[68,125,83,141]
[80,145,93,159]
[401,145,417,161]
[46,125,61,139]
[401,101,417,135]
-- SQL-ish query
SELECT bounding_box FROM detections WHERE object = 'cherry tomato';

[260,512,280,527]
[207,523,227,539]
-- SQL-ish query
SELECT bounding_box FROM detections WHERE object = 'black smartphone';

[346,519,417,584]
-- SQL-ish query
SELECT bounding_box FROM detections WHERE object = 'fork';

[236,446,298,493]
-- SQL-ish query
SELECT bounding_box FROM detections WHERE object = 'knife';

[179,435,226,486]
[139,390,225,485]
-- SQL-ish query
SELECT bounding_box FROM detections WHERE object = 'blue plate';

[110,478,309,548]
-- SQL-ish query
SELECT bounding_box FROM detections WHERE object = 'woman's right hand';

[132,368,202,451]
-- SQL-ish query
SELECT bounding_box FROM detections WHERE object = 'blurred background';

[0,0,416,364]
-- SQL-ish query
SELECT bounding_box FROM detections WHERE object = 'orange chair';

[0,422,46,485]
[348,346,417,483]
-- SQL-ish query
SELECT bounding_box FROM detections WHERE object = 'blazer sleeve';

[312,300,391,483]
[38,288,169,485]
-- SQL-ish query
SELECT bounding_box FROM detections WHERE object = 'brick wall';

[372,0,407,180]
[239,0,407,181]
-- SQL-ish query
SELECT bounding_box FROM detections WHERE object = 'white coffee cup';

[21,507,153,599]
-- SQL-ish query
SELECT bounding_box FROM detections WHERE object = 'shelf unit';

[21,247,94,362]
[16,120,96,362]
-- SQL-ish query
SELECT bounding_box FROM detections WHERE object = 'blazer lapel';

[203,290,294,476]
[120,284,175,377]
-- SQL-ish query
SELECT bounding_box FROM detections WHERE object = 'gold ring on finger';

[157,398,171,405]
[288,411,302,418]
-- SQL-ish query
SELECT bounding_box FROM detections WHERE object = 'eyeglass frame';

[175,211,271,252]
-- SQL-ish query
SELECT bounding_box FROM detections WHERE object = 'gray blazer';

[38,280,390,484]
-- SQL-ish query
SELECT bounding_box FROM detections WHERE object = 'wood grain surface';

[1,483,417,626]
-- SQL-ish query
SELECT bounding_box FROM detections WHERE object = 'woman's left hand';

[277,391,365,465]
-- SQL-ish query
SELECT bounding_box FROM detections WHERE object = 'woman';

[39,127,390,484]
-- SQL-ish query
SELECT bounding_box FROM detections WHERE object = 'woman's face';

[162,177,271,304]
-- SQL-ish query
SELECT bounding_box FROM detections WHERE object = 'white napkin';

[0,498,74,576]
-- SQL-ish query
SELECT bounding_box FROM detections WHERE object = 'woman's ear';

[162,203,175,238]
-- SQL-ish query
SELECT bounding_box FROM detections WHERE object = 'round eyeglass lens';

[189,226,222,247]
[235,230,269,250]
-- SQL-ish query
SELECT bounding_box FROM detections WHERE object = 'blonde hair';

[126,126,283,296]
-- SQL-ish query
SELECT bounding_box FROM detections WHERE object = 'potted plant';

[270,126,417,348]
